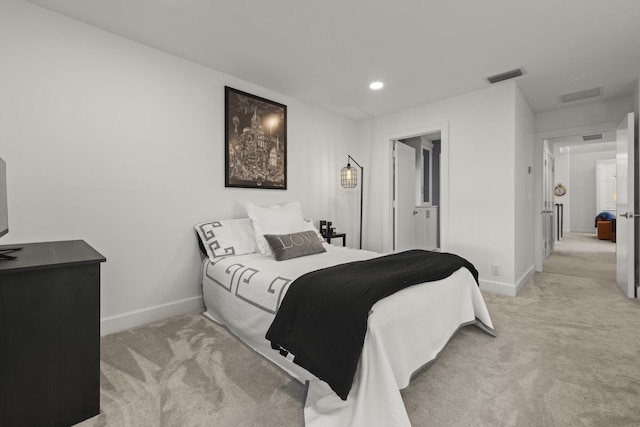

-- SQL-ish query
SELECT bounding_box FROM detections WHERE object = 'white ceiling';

[23,0,640,121]
[550,130,617,154]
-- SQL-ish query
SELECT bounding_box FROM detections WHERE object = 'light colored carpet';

[77,236,640,426]
[542,232,616,282]
[77,314,305,427]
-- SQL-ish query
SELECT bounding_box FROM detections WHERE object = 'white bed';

[200,244,494,427]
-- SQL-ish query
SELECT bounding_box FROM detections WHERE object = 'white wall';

[358,81,531,296]
[0,0,360,335]
[514,85,536,290]
[568,151,616,232]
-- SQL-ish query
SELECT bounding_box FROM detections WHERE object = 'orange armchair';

[597,220,611,240]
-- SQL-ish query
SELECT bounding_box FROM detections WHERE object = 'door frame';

[382,121,449,253]
[534,121,620,272]
[542,142,555,259]
[616,112,636,298]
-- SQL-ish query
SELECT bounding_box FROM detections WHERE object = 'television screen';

[0,157,8,238]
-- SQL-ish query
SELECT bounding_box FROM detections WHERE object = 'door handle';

[412,210,418,216]
[619,212,640,218]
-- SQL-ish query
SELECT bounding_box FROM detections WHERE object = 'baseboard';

[479,265,535,297]
[100,295,204,336]
[569,228,595,234]
[515,265,535,295]
[479,279,517,296]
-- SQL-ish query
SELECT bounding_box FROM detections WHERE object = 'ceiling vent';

[485,68,525,84]
[558,87,602,103]
[582,133,603,141]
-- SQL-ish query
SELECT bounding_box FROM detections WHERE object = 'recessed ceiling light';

[369,81,384,90]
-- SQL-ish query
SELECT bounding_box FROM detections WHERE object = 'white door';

[394,141,416,251]
[616,112,636,298]
[414,207,438,250]
[542,144,555,257]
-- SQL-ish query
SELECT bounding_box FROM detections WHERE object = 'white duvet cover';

[201,245,493,427]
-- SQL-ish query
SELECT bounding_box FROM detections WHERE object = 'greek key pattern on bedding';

[204,258,292,314]
[199,221,236,258]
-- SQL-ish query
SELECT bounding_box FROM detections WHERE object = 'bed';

[196,202,494,427]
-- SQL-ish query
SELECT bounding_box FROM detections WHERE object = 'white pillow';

[301,218,326,242]
[195,218,258,260]
[245,201,322,256]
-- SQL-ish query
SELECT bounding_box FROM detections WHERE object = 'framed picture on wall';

[224,86,287,189]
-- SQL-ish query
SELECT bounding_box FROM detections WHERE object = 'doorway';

[536,125,617,272]
[394,135,441,251]
[384,121,449,253]
[537,120,637,298]
[548,131,618,236]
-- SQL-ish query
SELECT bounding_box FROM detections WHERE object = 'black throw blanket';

[265,249,479,400]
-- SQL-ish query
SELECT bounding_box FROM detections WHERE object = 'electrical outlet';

[491,264,501,276]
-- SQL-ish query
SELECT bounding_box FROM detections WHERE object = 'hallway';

[543,232,616,282]
[405,232,640,425]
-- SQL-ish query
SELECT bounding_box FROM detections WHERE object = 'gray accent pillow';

[264,230,327,261]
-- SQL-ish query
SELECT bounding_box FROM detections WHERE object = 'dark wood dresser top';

[0,240,106,273]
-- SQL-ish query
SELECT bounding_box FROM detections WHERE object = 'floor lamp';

[341,155,363,249]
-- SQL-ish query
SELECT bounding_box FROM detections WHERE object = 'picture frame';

[225,86,287,189]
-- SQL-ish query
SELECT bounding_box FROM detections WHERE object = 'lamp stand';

[347,155,364,249]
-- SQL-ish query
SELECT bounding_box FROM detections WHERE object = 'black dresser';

[0,240,106,426]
